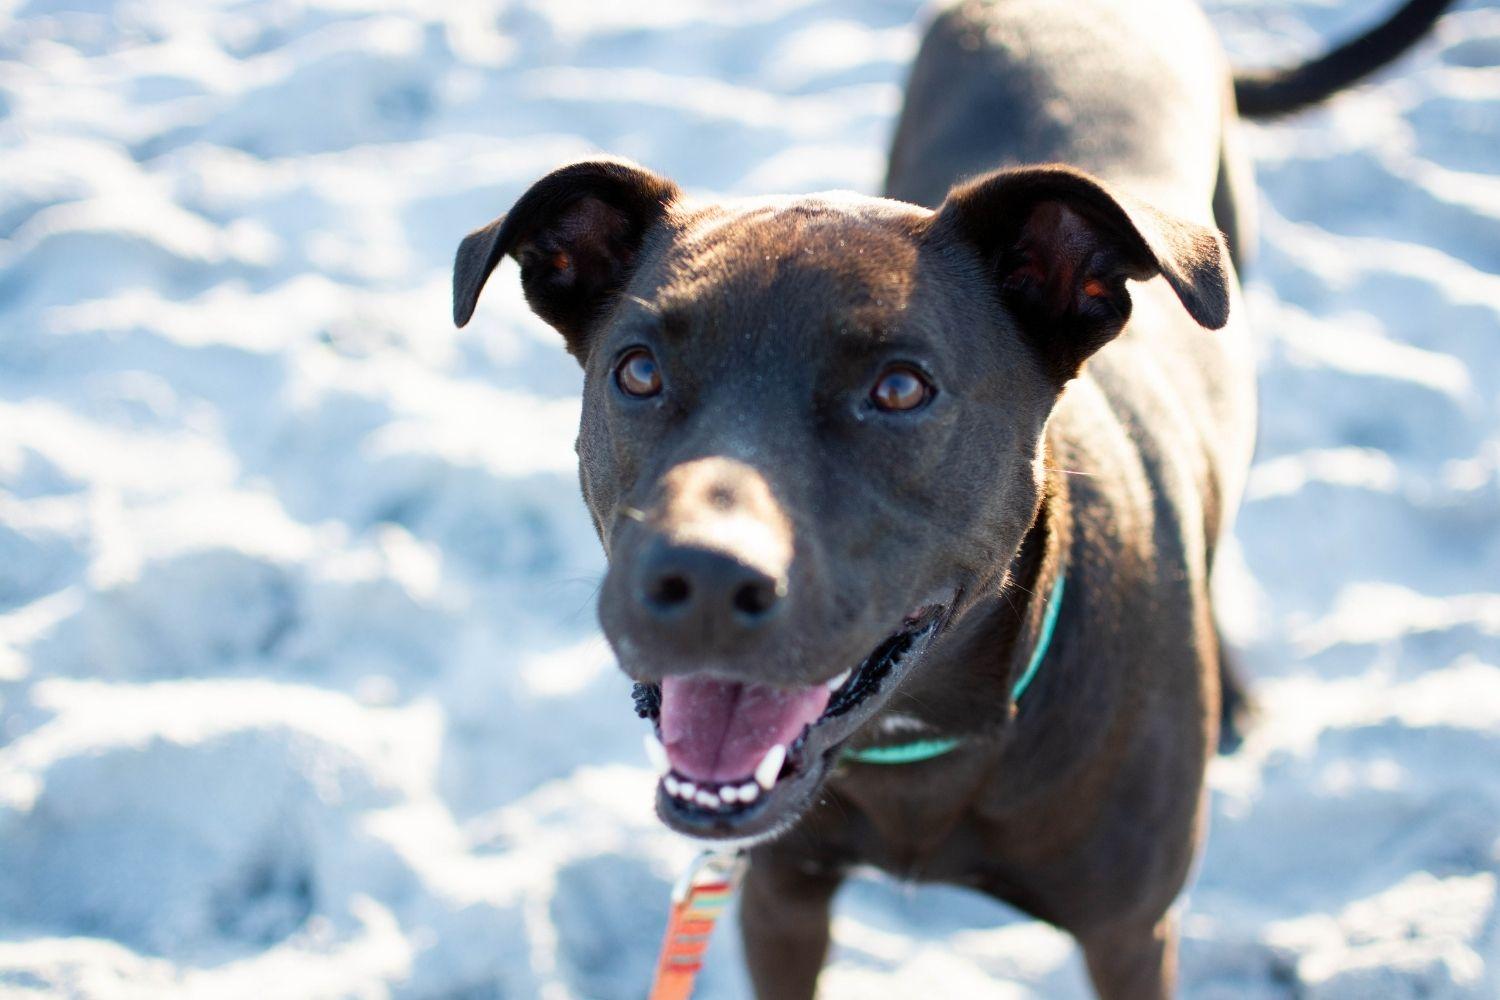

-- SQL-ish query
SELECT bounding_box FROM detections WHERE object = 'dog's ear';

[934,165,1229,381]
[452,158,680,356]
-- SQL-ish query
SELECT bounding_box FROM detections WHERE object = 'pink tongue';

[659,675,831,784]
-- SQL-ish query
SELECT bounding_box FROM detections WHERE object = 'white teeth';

[643,732,669,774]
[661,773,766,809]
[755,744,787,790]
[827,668,852,691]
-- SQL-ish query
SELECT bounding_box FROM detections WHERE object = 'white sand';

[0,1,1496,996]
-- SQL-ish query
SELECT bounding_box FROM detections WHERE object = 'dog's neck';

[822,460,1073,860]
[861,452,1072,748]
[999,466,1071,707]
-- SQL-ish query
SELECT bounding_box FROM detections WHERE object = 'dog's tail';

[1233,0,1456,119]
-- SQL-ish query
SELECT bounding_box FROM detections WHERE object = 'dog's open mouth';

[633,599,952,840]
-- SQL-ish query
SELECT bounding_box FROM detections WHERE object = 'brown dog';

[452,1,1451,995]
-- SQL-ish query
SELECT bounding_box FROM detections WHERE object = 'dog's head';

[454,158,1228,841]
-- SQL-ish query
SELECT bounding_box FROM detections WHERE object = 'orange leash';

[647,850,747,1000]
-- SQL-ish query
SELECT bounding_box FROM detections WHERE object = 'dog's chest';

[824,763,1004,880]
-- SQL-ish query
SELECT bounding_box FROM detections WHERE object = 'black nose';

[638,540,785,631]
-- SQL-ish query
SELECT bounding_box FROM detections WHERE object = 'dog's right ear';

[452,158,680,357]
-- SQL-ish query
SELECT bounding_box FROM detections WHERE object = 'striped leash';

[647,849,747,1000]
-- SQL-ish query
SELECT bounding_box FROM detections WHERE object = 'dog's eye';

[615,348,662,398]
[870,365,933,413]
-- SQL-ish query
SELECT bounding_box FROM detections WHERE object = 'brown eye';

[870,365,933,413]
[615,348,662,398]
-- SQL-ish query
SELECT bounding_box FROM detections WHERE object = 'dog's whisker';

[621,293,661,316]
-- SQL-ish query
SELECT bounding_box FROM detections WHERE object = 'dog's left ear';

[934,165,1229,381]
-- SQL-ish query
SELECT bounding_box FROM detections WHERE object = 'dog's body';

[452,2,1451,997]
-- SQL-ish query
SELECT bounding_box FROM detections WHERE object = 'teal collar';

[842,736,964,765]
[842,570,1066,766]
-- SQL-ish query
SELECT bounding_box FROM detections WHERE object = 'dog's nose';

[638,539,785,629]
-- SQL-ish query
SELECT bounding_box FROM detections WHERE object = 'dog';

[452,1,1451,995]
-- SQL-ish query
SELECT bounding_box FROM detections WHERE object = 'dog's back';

[886,0,1231,220]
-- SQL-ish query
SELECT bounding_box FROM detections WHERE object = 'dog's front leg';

[739,850,843,1000]
[1079,913,1178,1000]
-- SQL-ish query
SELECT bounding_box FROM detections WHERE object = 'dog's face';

[454,159,1227,841]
